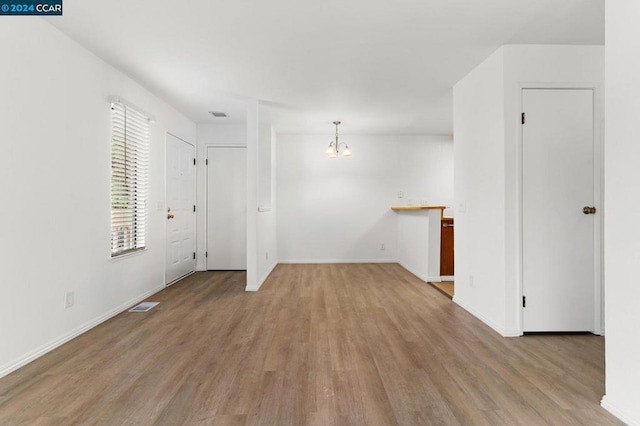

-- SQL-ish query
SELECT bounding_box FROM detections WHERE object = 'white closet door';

[207,147,247,270]
[522,89,596,332]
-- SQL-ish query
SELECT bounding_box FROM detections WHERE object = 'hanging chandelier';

[325,121,352,158]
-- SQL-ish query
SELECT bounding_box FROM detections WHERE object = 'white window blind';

[110,102,149,257]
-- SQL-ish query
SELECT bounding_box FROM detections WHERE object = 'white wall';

[245,102,279,291]
[453,49,507,333]
[277,135,453,262]
[0,19,196,377]
[453,45,603,336]
[602,1,640,424]
[254,126,278,290]
[396,209,442,282]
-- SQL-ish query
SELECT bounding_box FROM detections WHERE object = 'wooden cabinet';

[440,217,454,276]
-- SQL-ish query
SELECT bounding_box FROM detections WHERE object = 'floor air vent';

[128,302,159,313]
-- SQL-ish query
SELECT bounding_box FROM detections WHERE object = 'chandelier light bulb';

[325,144,337,157]
[324,121,352,158]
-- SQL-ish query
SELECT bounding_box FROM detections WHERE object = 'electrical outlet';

[380,243,386,251]
[65,291,74,309]
[469,275,475,288]
[397,191,404,198]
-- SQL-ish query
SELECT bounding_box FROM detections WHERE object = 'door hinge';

[523,296,526,308]
[205,251,208,258]
[193,158,196,166]
[193,252,196,260]
[206,159,209,166]
[521,112,525,125]
[193,205,196,212]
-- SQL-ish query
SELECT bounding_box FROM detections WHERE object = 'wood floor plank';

[0,264,623,425]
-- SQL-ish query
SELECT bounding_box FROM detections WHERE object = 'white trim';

[205,144,247,148]
[440,275,454,281]
[109,247,148,262]
[399,262,427,282]
[601,395,639,426]
[453,296,522,337]
[516,83,604,335]
[397,262,443,283]
[0,284,165,379]
[165,270,195,287]
[166,132,196,147]
[593,84,605,336]
[246,260,278,292]
[278,259,399,264]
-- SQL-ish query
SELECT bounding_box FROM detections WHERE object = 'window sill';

[109,248,148,263]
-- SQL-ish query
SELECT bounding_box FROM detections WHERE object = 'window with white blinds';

[110,102,149,257]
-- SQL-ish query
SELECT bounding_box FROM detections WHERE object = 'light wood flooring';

[0,264,621,425]
[428,281,454,299]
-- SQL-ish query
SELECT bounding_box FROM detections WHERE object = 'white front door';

[522,89,597,332]
[207,146,247,270]
[165,134,196,285]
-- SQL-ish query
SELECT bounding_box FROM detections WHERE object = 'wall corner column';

[246,99,259,290]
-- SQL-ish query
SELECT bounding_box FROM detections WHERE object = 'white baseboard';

[453,296,521,337]
[440,275,454,281]
[165,270,195,287]
[0,284,166,379]
[398,262,427,282]
[601,395,639,425]
[278,259,399,264]
[246,261,278,292]
[397,262,437,284]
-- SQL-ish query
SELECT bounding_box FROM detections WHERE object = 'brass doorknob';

[167,214,175,219]
[583,206,596,215]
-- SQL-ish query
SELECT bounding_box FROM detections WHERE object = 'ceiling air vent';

[209,111,228,118]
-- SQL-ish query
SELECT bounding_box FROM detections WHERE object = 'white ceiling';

[50,0,604,135]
